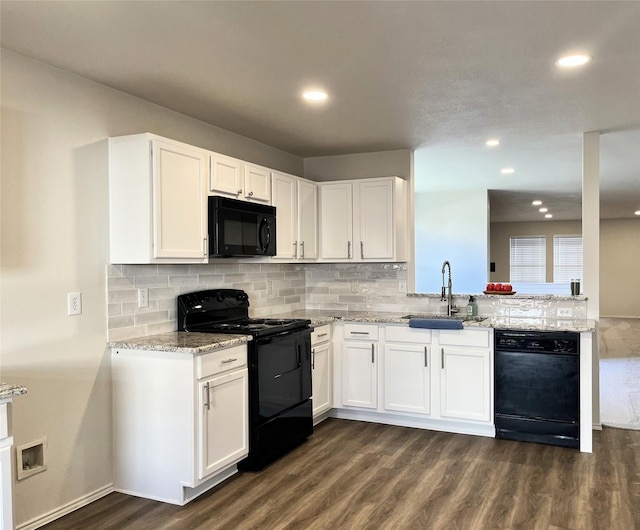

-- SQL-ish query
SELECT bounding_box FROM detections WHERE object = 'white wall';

[0,50,302,527]
[414,190,489,294]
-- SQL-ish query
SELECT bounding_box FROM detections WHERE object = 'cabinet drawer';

[385,325,431,344]
[197,345,247,379]
[438,329,490,348]
[344,323,379,341]
[312,324,332,345]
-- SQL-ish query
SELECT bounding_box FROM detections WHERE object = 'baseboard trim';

[16,484,114,530]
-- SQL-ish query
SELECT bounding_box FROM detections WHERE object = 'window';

[510,236,546,282]
[553,235,583,283]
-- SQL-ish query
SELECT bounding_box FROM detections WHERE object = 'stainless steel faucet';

[441,260,458,316]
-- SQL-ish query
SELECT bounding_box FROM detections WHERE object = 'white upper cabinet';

[271,171,318,260]
[319,177,407,262]
[210,153,271,204]
[109,133,209,264]
[210,153,243,197]
[319,182,353,259]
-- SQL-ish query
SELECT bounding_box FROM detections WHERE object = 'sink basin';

[402,314,487,329]
[407,317,463,329]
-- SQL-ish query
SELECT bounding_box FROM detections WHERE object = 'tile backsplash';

[107,262,306,341]
[107,262,588,340]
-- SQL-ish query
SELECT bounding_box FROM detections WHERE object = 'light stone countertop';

[108,313,596,353]
[272,309,597,333]
[109,332,252,354]
[0,383,28,400]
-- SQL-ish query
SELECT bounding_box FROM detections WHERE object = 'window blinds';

[510,236,546,283]
[553,235,583,283]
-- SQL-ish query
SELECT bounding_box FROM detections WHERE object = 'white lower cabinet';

[384,343,431,415]
[342,324,379,409]
[334,323,493,437]
[439,338,491,422]
[311,325,332,419]
[112,344,248,505]
[198,369,248,480]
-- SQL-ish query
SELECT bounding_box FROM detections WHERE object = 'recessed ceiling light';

[545,213,553,219]
[500,168,516,174]
[539,207,548,213]
[635,210,640,216]
[302,90,328,102]
[555,54,592,67]
[485,139,500,147]
[532,200,542,206]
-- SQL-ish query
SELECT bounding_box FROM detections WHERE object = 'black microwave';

[209,196,277,257]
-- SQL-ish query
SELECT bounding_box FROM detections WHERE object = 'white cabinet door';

[357,179,394,260]
[384,343,431,415]
[272,171,298,259]
[440,347,491,422]
[320,182,353,259]
[312,341,332,416]
[210,152,243,197]
[210,155,270,203]
[342,341,377,409]
[243,163,271,203]
[298,179,318,259]
[198,369,249,480]
[152,139,208,259]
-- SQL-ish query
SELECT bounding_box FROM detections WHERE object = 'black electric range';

[177,289,313,470]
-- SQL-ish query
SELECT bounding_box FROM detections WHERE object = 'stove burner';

[263,319,292,326]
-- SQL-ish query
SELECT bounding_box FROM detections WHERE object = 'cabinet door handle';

[312,348,315,369]
[441,348,444,369]
[247,191,254,197]
[203,237,208,257]
[350,331,369,335]
[221,358,237,364]
[424,346,428,368]
[371,344,375,363]
[300,241,305,258]
[360,241,364,259]
[293,241,298,259]
[204,382,211,411]
[237,189,243,195]
[347,241,352,259]
[317,333,328,338]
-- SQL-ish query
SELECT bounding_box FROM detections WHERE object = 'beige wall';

[490,220,582,284]
[0,50,302,527]
[491,218,640,317]
[600,218,640,317]
[303,149,412,181]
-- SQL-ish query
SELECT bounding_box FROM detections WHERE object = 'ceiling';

[1,1,639,221]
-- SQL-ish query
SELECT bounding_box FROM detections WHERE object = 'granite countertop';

[109,332,252,354]
[271,310,597,332]
[0,383,28,400]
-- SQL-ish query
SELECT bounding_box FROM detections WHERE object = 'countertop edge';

[108,332,252,354]
[0,384,28,400]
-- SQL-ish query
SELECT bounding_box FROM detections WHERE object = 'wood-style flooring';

[43,418,640,530]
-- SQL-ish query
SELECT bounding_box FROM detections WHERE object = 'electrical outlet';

[67,292,82,316]
[350,280,359,293]
[558,307,573,318]
[398,280,407,293]
[138,288,149,308]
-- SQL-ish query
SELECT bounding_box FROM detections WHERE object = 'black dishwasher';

[494,329,580,448]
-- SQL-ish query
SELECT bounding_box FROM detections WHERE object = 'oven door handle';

[255,329,309,344]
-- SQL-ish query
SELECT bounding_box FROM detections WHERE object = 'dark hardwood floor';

[43,419,640,529]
